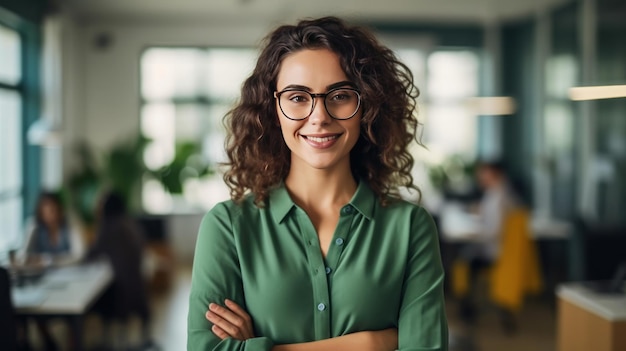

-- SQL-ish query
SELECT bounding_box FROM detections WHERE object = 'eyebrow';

[279,80,355,92]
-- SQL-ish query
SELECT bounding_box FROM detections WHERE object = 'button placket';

[295,209,331,339]
[325,206,355,290]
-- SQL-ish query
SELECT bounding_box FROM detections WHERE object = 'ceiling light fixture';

[465,96,517,116]
[569,85,626,101]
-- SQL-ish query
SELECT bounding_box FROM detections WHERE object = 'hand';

[206,299,255,341]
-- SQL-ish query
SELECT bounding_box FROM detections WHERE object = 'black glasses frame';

[273,87,361,121]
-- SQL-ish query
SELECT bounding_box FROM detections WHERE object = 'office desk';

[438,203,572,242]
[12,261,113,350]
[557,283,626,351]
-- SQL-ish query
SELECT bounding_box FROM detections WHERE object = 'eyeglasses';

[274,87,361,121]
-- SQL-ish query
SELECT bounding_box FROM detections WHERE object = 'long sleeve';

[397,207,448,351]
[187,203,274,351]
[55,224,86,266]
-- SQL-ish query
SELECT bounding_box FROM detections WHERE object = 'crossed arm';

[206,299,398,351]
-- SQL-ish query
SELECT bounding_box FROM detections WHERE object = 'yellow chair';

[489,208,543,312]
[451,208,543,312]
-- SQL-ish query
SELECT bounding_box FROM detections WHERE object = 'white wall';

[61,17,271,169]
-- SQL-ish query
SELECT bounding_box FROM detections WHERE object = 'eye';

[284,91,310,104]
[328,89,355,103]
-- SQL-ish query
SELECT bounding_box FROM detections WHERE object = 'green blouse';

[188,182,448,351]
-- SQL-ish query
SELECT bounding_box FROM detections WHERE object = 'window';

[0,23,24,256]
[392,46,480,206]
[140,48,256,213]
[423,50,480,160]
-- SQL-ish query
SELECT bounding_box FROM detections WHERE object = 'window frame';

[0,5,42,253]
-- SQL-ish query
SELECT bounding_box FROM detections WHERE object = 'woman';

[22,191,84,350]
[25,191,84,265]
[188,17,448,351]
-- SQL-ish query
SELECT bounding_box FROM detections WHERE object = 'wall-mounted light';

[569,85,626,101]
[27,119,63,146]
[465,96,517,116]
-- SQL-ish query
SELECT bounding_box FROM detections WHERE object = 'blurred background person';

[86,191,156,350]
[22,191,85,266]
[18,191,86,350]
[458,160,520,326]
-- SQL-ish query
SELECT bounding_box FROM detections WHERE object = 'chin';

[299,154,349,171]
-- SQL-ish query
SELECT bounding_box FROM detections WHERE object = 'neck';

[284,159,357,210]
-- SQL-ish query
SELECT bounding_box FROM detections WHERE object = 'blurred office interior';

[1,0,625,350]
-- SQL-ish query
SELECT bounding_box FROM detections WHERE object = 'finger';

[209,303,253,339]
[206,311,244,340]
[224,300,254,337]
[211,325,229,340]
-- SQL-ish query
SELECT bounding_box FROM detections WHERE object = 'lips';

[300,133,342,149]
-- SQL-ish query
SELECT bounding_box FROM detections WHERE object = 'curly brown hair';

[224,16,421,206]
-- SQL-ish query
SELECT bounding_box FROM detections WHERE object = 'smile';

[300,134,342,149]
[305,135,339,143]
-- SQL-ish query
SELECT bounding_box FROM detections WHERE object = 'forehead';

[276,49,348,91]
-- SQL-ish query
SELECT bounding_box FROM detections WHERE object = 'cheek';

[347,119,362,141]
[277,118,300,150]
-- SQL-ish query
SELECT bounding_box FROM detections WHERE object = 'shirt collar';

[269,181,376,224]
[349,181,375,221]
[269,183,297,224]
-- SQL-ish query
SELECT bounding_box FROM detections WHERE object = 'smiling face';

[276,49,361,174]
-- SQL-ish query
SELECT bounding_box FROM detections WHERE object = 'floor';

[447,297,557,351]
[30,264,557,351]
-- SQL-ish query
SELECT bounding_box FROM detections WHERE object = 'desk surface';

[12,261,113,315]
[557,283,626,321]
[439,203,572,243]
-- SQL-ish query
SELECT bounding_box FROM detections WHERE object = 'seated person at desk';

[22,191,85,266]
[458,160,519,325]
[19,191,85,350]
[86,191,154,350]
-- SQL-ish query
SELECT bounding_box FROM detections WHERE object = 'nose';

[308,96,331,125]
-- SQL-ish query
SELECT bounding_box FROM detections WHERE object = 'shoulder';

[379,198,434,224]
[199,195,263,236]
[202,195,258,224]
[376,198,438,243]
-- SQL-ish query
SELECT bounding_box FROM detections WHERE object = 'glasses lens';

[325,89,360,119]
[279,90,313,120]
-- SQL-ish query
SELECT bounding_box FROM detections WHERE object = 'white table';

[438,203,572,242]
[12,261,113,350]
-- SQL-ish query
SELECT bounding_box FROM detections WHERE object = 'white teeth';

[306,135,338,143]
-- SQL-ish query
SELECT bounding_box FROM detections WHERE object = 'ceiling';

[55,0,571,25]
